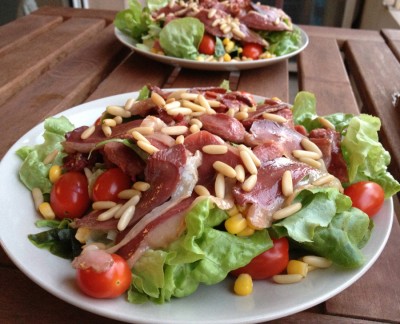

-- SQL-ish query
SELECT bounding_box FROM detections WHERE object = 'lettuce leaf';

[292,92,400,198]
[159,17,204,59]
[264,26,302,56]
[272,188,373,268]
[128,199,271,304]
[16,116,74,193]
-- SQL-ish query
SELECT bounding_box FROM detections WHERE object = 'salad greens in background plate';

[0,91,395,323]
[113,0,309,71]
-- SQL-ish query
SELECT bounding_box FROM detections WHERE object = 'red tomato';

[198,34,215,55]
[230,237,289,279]
[242,43,264,60]
[92,168,131,202]
[50,171,90,219]
[344,181,384,217]
[76,254,132,299]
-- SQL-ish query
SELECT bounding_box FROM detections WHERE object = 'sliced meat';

[240,4,292,31]
[198,113,246,143]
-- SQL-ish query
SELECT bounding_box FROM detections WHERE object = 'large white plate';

[114,26,309,71]
[0,92,393,324]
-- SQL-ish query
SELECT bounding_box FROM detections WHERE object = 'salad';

[114,0,303,62]
[17,83,400,304]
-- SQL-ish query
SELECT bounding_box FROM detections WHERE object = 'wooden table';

[0,6,399,324]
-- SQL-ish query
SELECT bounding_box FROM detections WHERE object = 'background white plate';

[0,92,393,324]
[114,27,309,71]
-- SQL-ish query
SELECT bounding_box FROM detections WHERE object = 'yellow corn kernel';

[75,227,92,243]
[222,37,230,46]
[227,205,239,217]
[49,165,62,183]
[38,202,55,220]
[223,53,231,62]
[234,273,253,296]
[225,214,247,234]
[287,260,308,277]
[236,227,255,237]
[225,40,235,53]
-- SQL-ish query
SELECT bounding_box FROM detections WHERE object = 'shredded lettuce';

[271,188,373,268]
[16,116,74,193]
[292,91,400,197]
[128,199,271,303]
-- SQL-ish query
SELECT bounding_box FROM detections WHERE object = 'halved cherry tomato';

[242,43,264,60]
[50,171,90,219]
[344,181,384,217]
[199,34,215,55]
[76,254,132,299]
[230,237,289,279]
[92,168,132,202]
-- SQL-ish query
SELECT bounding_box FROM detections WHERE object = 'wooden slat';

[382,29,400,61]
[270,311,383,323]
[0,24,127,159]
[0,14,62,56]
[301,25,383,48]
[298,36,359,115]
[325,217,400,323]
[169,68,230,89]
[32,6,117,24]
[237,61,289,101]
[0,17,105,107]
[344,40,400,182]
[86,52,175,101]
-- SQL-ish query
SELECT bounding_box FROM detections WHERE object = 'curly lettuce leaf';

[292,92,400,197]
[272,188,373,268]
[159,17,204,59]
[128,198,271,304]
[264,26,302,56]
[16,116,74,193]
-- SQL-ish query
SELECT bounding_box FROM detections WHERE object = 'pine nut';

[151,92,166,107]
[190,124,200,133]
[298,157,322,169]
[239,145,261,167]
[102,124,112,137]
[239,150,258,175]
[301,138,323,156]
[202,145,228,155]
[181,100,206,112]
[262,112,288,123]
[106,105,131,118]
[113,116,123,124]
[117,205,135,231]
[197,94,211,110]
[292,150,322,160]
[92,201,117,210]
[207,99,221,108]
[232,28,246,39]
[174,135,184,144]
[131,127,154,136]
[161,125,188,136]
[281,170,293,197]
[215,173,225,199]
[164,100,181,110]
[103,118,117,127]
[208,8,217,18]
[302,255,332,268]
[81,125,95,140]
[118,189,141,200]
[133,181,150,192]
[115,195,140,219]
[272,274,303,284]
[43,149,59,164]
[194,185,211,196]
[235,164,245,182]
[272,202,302,220]
[190,118,203,128]
[137,140,159,155]
[312,174,335,186]
[235,111,248,121]
[124,98,136,110]
[318,116,335,130]
[242,174,257,192]
[213,161,237,178]
[132,130,150,144]
[97,204,122,221]
[180,92,199,101]
[32,187,44,210]
[167,107,193,116]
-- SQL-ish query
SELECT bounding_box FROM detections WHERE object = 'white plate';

[114,26,309,71]
[0,92,393,324]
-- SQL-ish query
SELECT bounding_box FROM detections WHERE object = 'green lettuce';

[272,188,373,268]
[264,26,302,56]
[128,199,271,304]
[159,17,204,59]
[16,116,74,193]
[292,92,400,197]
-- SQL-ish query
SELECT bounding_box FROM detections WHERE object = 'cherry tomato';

[92,168,131,202]
[344,181,384,217]
[50,171,90,219]
[198,34,215,55]
[242,43,264,60]
[76,254,132,299]
[230,237,289,279]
